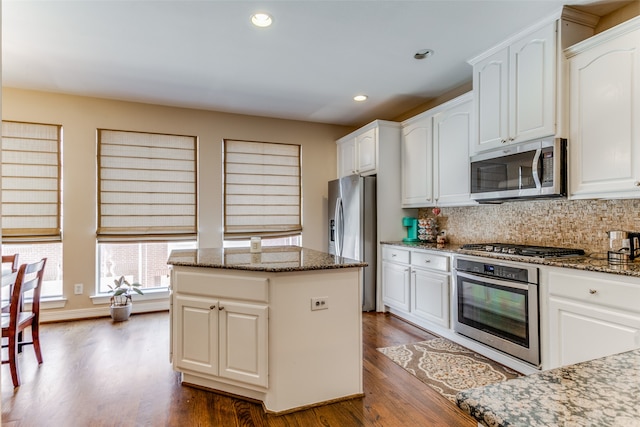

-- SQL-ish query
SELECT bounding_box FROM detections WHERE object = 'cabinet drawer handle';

[424,259,431,263]
[210,305,216,310]
[392,253,397,257]
[589,289,598,295]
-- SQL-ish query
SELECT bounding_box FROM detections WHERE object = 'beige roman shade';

[224,139,301,239]
[97,129,197,242]
[1,121,62,242]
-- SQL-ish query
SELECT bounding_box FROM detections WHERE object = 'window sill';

[90,288,170,305]
[40,297,67,310]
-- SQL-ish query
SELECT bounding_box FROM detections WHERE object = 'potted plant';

[108,276,144,322]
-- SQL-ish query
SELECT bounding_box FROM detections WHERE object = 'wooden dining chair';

[2,254,20,273]
[1,258,47,387]
[2,254,20,314]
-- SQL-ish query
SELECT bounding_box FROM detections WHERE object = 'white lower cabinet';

[382,245,450,329]
[381,246,411,311]
[546,267,640,369]
[174,294,268,387]
[411,267,449,328]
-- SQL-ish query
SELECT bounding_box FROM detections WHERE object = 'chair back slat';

[10,259,47,324]
[2,254,20,273]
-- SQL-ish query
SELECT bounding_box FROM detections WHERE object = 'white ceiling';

[0,0,627,127]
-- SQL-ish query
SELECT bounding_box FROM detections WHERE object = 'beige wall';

[2,87,349,313]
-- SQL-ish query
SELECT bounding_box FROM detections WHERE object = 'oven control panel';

[455,257,537,284]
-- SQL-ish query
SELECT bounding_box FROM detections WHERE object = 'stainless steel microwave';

[470,138,567,203]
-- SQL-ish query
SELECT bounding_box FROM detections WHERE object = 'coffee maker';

[607,230,640,264]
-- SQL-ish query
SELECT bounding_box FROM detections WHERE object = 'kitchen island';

[167,246,366,414]
[456,348,640,426]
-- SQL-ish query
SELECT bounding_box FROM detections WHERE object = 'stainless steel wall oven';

[453,255,540,367]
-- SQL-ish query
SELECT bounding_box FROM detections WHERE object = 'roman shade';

[97,129,197,242]
[224,139,301,239]
[1,121,62,242]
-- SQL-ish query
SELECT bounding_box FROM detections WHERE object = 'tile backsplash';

[418,198,640,255]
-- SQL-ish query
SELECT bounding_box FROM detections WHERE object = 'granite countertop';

[455,348,640,427]
[167,245,367,272]
[381,241,640,278]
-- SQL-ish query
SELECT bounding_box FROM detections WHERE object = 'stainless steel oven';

[453,255,540,367]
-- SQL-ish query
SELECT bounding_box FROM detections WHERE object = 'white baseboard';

[40,300,169,323]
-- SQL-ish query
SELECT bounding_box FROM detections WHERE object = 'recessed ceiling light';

[251,13,273,28]
[354,95,368,102]
[414,49,434,60]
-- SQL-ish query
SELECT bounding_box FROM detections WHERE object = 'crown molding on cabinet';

[564,14,640,58]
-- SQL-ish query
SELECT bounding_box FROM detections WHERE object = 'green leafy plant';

[108,276,144,306]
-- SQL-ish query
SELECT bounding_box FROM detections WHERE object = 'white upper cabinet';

[470,21,557,153]
[401,92,474,208]
[433,93,475,206]
[401,114,434,207]
[567,16,640,199]
[338,137,357,177]
[337,124,380,177]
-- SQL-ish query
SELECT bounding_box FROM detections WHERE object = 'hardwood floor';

[2,311,476,426]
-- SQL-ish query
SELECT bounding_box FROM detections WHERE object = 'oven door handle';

[455,271,535,291]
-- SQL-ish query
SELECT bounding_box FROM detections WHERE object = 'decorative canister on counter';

[418,218,438,241]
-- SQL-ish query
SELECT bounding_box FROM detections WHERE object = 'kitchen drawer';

[173,268,269,302]
[411,250,449,272]
[382,246,410,264]
[548,269,640,314]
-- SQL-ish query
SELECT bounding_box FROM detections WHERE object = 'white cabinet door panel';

[219,300,269,387]
[175,295,218,375]
[569,26,640,198]
[510,22,556,143]
[382,261,411,311]
[548,297,640,368]
[401,117,433,206]
[412,268,449,328]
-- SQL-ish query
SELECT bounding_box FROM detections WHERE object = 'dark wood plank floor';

[2,311,476,426]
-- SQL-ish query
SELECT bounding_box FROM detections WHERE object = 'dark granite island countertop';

[456,348,640,427]
[167,245,367,272]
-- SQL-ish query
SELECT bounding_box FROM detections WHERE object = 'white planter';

[110,304,132,322]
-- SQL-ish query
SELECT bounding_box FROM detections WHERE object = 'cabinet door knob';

[589,289,598,295]
[210,305,216,310]
[391,253,397,257]
[508,137,515,142]
[219,306,225,310]
[424,259,431,263]
[634,181,640,187]
[501,139,507,144]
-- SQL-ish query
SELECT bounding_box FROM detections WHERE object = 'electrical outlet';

[311,296,328,311]
[74,283,83,295]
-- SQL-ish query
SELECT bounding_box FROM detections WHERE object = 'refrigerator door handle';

[335,197,344,257]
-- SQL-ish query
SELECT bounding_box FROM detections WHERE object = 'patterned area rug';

[377,337,522,402]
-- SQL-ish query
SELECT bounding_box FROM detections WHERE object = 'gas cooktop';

[460,243,586,258]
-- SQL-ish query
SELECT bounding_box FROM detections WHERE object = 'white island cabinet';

[168,246,365,415]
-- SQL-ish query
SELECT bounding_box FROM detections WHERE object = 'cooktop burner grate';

[460,243,585,258]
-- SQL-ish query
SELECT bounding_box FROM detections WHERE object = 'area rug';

[377,337,522,403]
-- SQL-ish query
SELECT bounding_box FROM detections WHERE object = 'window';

[97,129,197,291]
[223,139,301,244]
[1,121,62,298]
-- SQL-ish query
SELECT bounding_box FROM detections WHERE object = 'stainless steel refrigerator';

[328,174,377,311]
